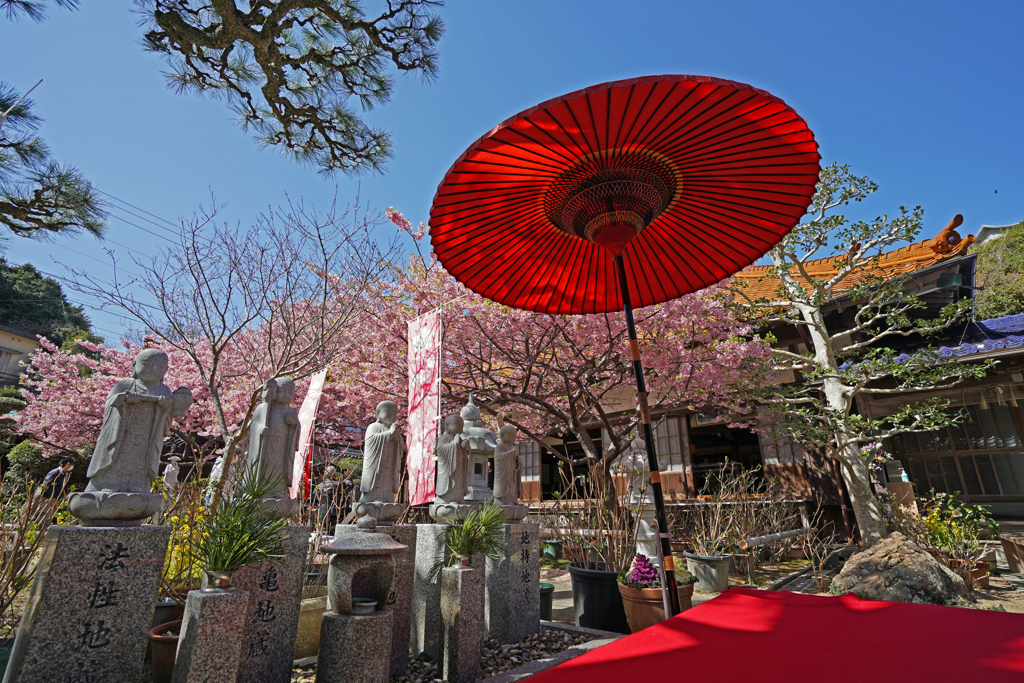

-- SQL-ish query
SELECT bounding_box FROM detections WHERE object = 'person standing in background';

[41,457,75,500]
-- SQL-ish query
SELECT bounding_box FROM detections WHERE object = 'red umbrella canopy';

[429,75,821,315]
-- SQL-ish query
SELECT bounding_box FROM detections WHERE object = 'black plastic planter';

[566,562,629,634]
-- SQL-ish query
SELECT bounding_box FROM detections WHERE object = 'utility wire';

[104,210,176,244]
[96,189,180,231]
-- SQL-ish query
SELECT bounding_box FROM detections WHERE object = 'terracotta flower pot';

[617,582,694,633]
[148,619,181,683]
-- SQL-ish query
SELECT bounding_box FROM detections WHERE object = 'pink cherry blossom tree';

[332,210,773,485]
[63,195,398,510]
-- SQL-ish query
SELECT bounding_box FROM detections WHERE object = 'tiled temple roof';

[938,314,1024,358]
[733,215,975,302]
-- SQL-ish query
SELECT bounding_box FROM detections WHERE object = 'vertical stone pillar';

[441,566,483,683]
[233,525,308,683]
[379,525,416,676]
[484,523,540,644]
[317,609,392,683]
[3,525,171,683]
[411,523,448,661]
[172,589,249,683]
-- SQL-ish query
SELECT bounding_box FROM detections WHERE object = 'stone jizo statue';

[492,426,519,506]
[430,414,477,521]
[246,376,301,518]
[70,348,193,525]
[492,425,528,520]
[354,400,406,525]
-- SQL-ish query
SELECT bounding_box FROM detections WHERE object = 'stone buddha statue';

[429,414,476,521]
[491,425,528,520]
[245,376,301,518]
[70,348,193,525]
[354,400,406,525]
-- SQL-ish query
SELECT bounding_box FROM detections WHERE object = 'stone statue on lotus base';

[355,400,406,525]
[429,414,480,522]
[69,349,193,526]
[245,376,301,518]
[492,425,528,520]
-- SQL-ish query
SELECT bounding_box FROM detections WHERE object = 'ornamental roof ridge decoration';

[733,214,975,302]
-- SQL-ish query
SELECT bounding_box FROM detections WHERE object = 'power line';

[96,189,180,231]
[104,209,176,244]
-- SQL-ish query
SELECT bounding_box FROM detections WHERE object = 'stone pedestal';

[172,589,249,683]
[441,567,483,683]
[411,524,448,660]
[233,525,308,683]
[2,525,171,683]
[317,609,392,683]
[381,525,416,676]
[484,524,540,644]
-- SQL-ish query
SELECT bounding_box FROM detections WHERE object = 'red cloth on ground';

[530,587,1024,683]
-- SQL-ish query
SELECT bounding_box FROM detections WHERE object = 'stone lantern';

[317,528,408,683]
[459,395,497,502]
[321,527,407,615]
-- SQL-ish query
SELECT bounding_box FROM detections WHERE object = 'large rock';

[830,532,967,604]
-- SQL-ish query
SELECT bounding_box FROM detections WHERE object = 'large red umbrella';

[429,75,819,614]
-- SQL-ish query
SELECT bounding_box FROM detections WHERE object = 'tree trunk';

[834,439,887,545]
[798,300,886,547]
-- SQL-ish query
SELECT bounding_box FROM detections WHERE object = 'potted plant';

[150,470,288,681]
[1,479,63,677]
[551,460,645,635]
[188,469,289,590]
[617,554,696,632]
[295,493,333,660]
[890,491,999,588]
[428,501,507,581]
[148,620,182,683]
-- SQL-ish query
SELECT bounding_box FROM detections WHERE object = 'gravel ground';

[290,629,594,682]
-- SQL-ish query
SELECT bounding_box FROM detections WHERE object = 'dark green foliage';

[1,0,78,22]
[0,82,106,238]
[428,501,507,581]
[191,467,289,572]
[0,257,93,345]
[4,439,86,486]
[973,221,1024,319]
[136,0,445,175]
[6,440,47,482]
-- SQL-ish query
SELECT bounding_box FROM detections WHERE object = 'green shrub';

[5,440,87,487]
[6,440,48,483]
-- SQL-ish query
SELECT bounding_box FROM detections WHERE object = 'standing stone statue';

[162,456,181,494]
[354,400,406,525]
[245,376,301,518]
[430,415,474,521]
[491,426,528,520]
[69,348,193,525]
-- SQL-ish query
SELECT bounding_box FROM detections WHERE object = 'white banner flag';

[290,368,328,499]
[407,310,442,505]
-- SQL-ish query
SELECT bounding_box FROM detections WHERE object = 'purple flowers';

[628,554,660,588]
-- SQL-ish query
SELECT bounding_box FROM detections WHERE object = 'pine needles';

[191,468,289,573]
[427,501,507,582]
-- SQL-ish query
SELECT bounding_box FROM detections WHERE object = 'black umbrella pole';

[613,255,681,617]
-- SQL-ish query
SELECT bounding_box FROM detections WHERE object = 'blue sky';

[2,0,1022,341]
